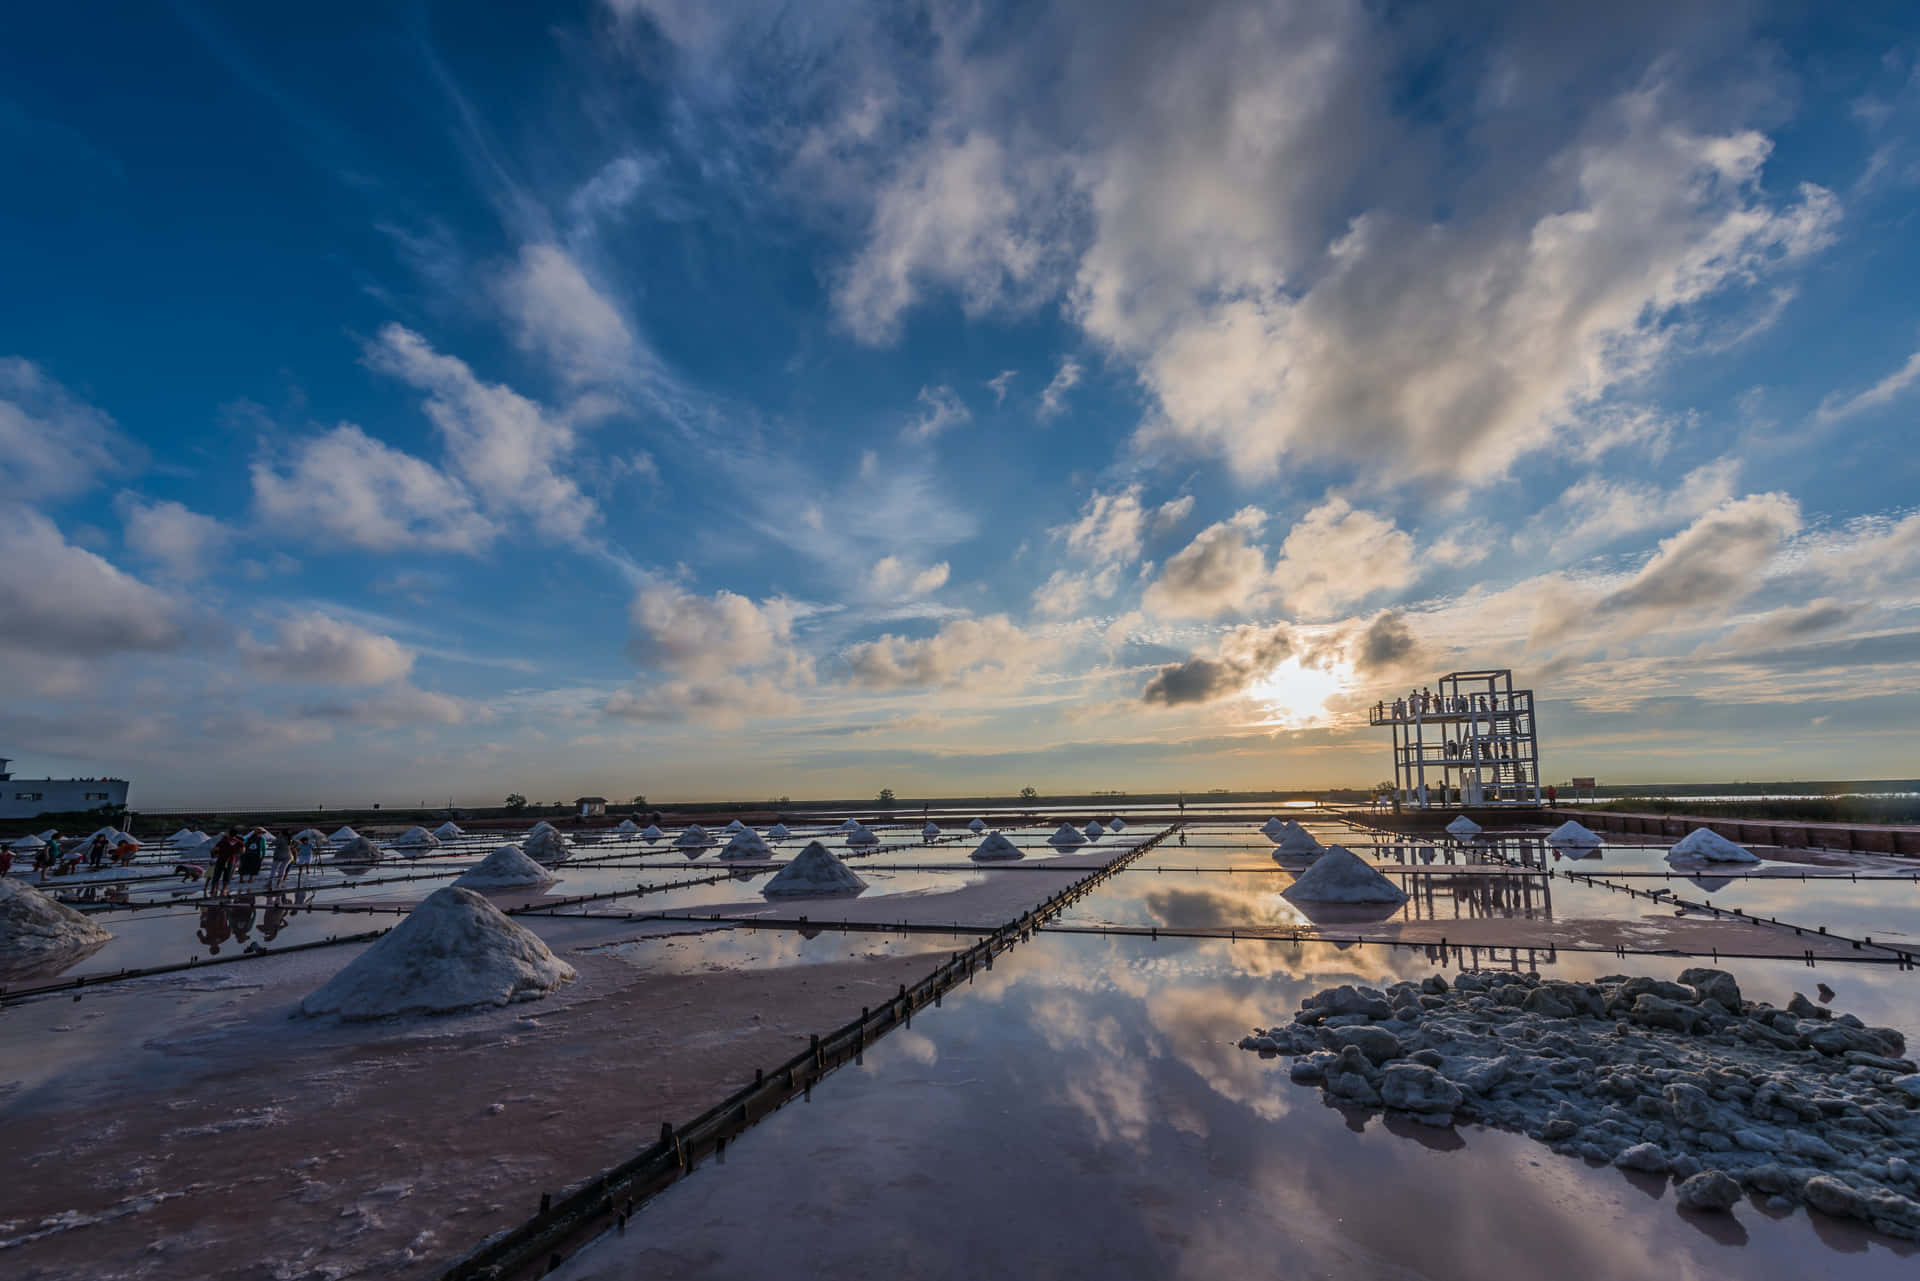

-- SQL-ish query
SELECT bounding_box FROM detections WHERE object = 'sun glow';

[1248,657,1350,728]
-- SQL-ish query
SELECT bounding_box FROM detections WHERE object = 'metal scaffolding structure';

[1368,669,1541,808]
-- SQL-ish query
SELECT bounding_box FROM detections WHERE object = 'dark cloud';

[1141,622,1291,706]
[1356,611,1417,671]
[1598,494,1797,615]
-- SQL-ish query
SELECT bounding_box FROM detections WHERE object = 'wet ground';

[4,811,1918,1279]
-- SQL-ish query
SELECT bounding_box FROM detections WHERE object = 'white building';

[0,758,131,820]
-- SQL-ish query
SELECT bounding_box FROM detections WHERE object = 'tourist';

[209,828,243,894]
[87,832,109,870]
[269,829,295,888]
[35,836,56,877]
[294,830,316,879]
[1546,784,1558,805]
[112,836,140,866]
[239,828,266,885]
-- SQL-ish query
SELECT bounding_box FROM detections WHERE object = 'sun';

[1247,657,1350,728]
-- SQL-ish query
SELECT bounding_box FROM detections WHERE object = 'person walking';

[87,832,109,871]
[239,828,266,886]
[36,834,58,878]
[269,828,295,889]
[209,828,243,895]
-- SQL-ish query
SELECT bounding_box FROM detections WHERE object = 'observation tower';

[1368,670,1541,809]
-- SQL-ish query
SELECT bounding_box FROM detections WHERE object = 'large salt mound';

[1047,822,1087,848]
[719,829,773,860]
[641,824,665,841]
[1084,820,1105,840]
[615,818,640,834]
[724,819,748,834]
[967,818,987,833]
[169,827,203,846]
[329,825,360,843]
[922,821,941,837]
[762,841,867,898]
[392,826,441,849]
[293,827,328,846]
[1261,817,1288,840]
[767,823,790,841]
[1273,827,1322,856]
[0,876,113,969]
[1108,817,1126,831]
[455,844,558,892]
[10,834,46,851]
[522,828,572,865]
[1281,845,1409,905]
[1547,820,1603,850]
[526,821,560,840]
[296,886,574,1021]
[433,821,464,840]
[332,836,383,863]
[845,826,880,847]
[1445,815,1483,839]
[970,832,1023,861]
[1670,827,1759,863]
[673,825,711,849]
[839,818,862,832]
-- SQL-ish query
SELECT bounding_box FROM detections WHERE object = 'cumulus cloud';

[844,614,1066,689]
[1354,610,1418,672]
[0,504,185,658]
[1525,459,1740,556]
[250,424,495,553]
[1141,508,1268,618]
[1151,494,1194,536]
[867,556,950,597]
[902,384,970,441]
[240,613,417,685]
[116,494,230,580]
[1057,485,1149,567]
[1037,356,1082,420]
[1268,498,1416,618]
[1141,622,1292,706]
[496,243,638,387]
[628,578,806,684]
[0,357,142,500]
[366,324,598,545]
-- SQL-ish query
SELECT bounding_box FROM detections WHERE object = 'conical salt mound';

[1445,815,1483,839]
[642,824,665,841]
[329,825,360,843]
[845,826,880,847]
[1047,822,1087,848]
[724,819,748,834]
[970,832,1023,861]
[455,844,558,892]
[35,830,57,842]
[526,821,559,840]
[1261,817,1288,840]
[674,824,711,849]
[293,828,327,845]
[296,886,575,1021]
[968,818,987,833]
[1273,826,1322,856]
[393,826,441,849]
[332,836,382,863]
[615,818,641,833]
[0,876,114,971]
[11,834,46,850]
[169,827,202,845]
[767,823,790,841]
[1085,821,1105,839]
[1281,845,1409,905]
[762,841,868,898]
[1547,820,1602,850]
[433,821,464,840]
[1108,817,1126,831]
[522,828,572,865]
[719,829,774,860]
[1669,828,1758,864]
[922,821,941,837]
[839,818,862,832]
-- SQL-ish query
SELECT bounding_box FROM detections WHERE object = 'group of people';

[184,827,319,894]
[1379,688,1511,720]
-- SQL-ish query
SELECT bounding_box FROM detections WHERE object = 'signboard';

[1571,777,1596,789]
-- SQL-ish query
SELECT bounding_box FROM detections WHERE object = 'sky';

[3,0,1920,809]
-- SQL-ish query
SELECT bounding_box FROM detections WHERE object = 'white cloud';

[1528,459,1740,556]
[1812,345,1920,426]
[366,324,599,545]
[240,613,416,686]
[1038,356,1082,420]
[1268,499,1417,618]
[1141,622,1292,706]
[1056,484,1149,567]
[987,369,1017,403]
[1141,508,1269,619]
[0,504,185,658]
[902,384,970,441]
[844,614,1068,689]
[1031,565,1122,618]
[629,578,805,684]
[496,244,638,387]
[0,357,142,500]
[116,494,230,580]
[294,682,471,726]
[250,424,496,553]
[867,556,951,597]
[1151,495,1194,537]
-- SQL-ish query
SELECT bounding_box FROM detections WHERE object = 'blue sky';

[4,0,1919,807]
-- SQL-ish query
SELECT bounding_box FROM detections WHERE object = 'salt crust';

[1240,970,1920,1238]
[296,886,574,1021]
[762,840,867,897]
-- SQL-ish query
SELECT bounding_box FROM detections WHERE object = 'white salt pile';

[332,836,383,863]
[433,821,464,840]
[454,844,557,892]
[615,818,641,834]
[1445,815,1483,840]
[845,826,880,847]
[968,818,987,833]
[1084,820,1105,839]
[526,821,559,840]
[1109,817,1126,831]
[673,824,711,849]
[329,825,360,843]
[1047,822,1087,848]
[1281,845,1409,905]
[1239,970,1920,1239]
[1262,817,1288,841]
[839,818,862,832]
[169,827,202,846]
[522,828,572,865]
[641,824,665,841]
[35,829,57,841]
[922,821,941,837]
[82,826,131,848]
[725,819,748,834]
[767,823,791,841]
[10,834,46,851]
[1547,819,1603,850]
[392,826,441,849]
[293,827,328,846]
[1273,826,1322,856]
[1669,827,1760,864]
[296,886,574,1021]
[970,832,1023,861]
[719,829,774,860]
[0,876,113,969]
[762,841,868,898]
